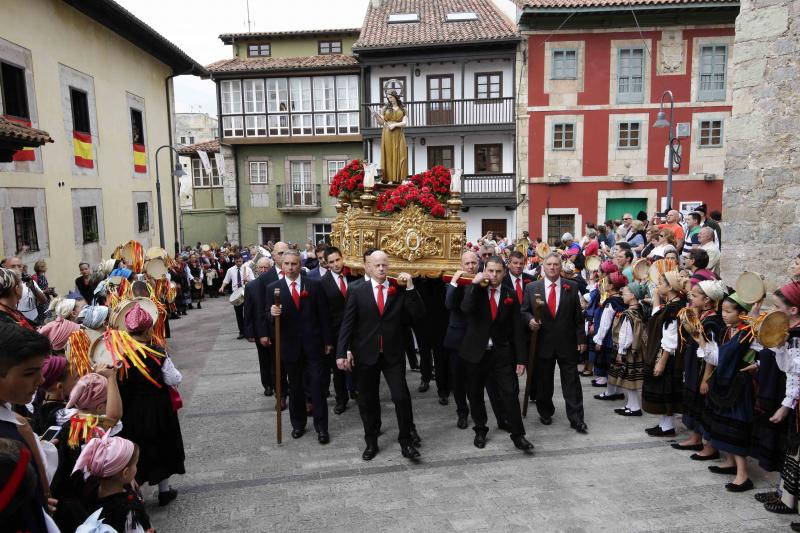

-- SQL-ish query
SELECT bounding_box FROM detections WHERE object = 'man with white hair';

[698,227,720,275]
[562,233,580,255]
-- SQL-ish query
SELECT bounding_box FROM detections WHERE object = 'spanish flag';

[4,116,36,162]
[133,143,147,173]
[73,130,93,168]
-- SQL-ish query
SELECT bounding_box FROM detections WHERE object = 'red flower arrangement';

[328,159,365,199]
[375,165,452,219]
[300,290,310,299]
[503,297,514,305]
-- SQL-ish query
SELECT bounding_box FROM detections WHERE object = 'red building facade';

[517,1,739,242]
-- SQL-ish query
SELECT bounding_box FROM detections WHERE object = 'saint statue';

[374,90,408,184]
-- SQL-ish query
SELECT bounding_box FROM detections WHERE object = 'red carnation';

[563,284,571,292]
[504,297,514,305]
[387,285,397,296]
[300,290,310,299]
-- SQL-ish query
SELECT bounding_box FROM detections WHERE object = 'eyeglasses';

[623,217,632,221]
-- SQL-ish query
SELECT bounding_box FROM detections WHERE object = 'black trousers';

[536,356,585,425]
[233,305,245,336]
[255,342,287,394]
[447,348,469,416]
[403,328,419,369]
[356,354,415,445]
[463,349,525,438]
[285,356,327,433]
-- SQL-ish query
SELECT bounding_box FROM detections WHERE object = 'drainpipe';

[164,73,186,256]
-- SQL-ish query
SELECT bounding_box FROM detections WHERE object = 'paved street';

[150,298,792,532]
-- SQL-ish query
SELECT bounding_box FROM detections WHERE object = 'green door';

[605,198,647,222]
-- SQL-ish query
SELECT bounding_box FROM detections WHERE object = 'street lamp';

[653,90,678,211]
[154,145,185,249]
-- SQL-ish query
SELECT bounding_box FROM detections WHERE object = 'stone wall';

[721,0,799,291]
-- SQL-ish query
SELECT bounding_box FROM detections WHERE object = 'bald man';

[657,210,685,251]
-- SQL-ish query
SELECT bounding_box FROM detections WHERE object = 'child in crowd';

[608,281,649,416]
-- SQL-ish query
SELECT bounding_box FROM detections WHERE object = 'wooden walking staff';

[273,288,282,444]
[522,294,543,417]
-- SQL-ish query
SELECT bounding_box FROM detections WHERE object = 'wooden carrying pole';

[522,294,543,417]
[273,288,282,444]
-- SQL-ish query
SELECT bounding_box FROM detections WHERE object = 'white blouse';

[592,305,616,346]
[617,317,633,355]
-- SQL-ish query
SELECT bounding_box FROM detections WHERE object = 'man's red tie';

[338,274,347,297]
[489,288,497,320]
[515,278,523,304]
[291,281,300,309]
[548,282,557,317]
[376,284,384,315]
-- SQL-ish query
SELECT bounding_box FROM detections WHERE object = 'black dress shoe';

[362,443,378,461]
[619,409,642,417]
[409,429,421,447]
[709,465,737,475]
[317,432,330,445]
[726,478,754,492]
[594,392,624,400]
[671,442,704,451]
[237,335,245,340]
[645,424,661,435]
[418,380,430,393]
[690,451,720,461]
[333,402,347,415]
[438,396,449,406]
[457,413,469,429]
[401,443,421,459]
[648,427,676,437]
[158,488,178,507]
[571,422,588,434]
[264,387,274,397]
[291,428,305,439]
[474,432,487,449]
[511,435,534,451]
[539,416,553,426]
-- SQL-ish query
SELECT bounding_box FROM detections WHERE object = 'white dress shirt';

[332,271,348,292]
[285,276,302,292]
[371,278,389,305]
[544,277,562,314]
[222,264,254,290]
[17,281,41,321]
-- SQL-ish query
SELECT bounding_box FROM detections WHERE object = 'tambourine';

[735,271,767,304]
[535,242,551,259]
[144,258,167,280]
[585,256,601,272]
[108,297,159,332]
[145,247,168,261]
[755,311,790,348]
[89,334,123,369]
[649,258,678,284]
[632,258,650,281]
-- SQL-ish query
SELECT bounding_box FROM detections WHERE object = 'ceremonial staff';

[522,294,543,417]
[273,287,282,444]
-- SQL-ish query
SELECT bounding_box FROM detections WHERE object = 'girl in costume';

[31,355,76,434]
[609,281,649,416]
[695,292,757,492]
[592,268,628,401]
[73,435,154,533]
[38,314,80,355]
[117,303,185,507]
[672,280,727,458]
[589,261,620,387]
[642,270,687,436]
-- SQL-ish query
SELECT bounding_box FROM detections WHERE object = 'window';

[336,75,359,110]
[289,78,311,112]
[268,115,289,136]
[266,78,288,112]
[12,207,38,252]
[192,159,207,187]
[428,146,454,169]
[617,122,641,149]
[290,161,313,206]
[318,41,342,54]
[313,223,332,245]
[209,157,221,187]
[249,161,269,184]
[130,108,144,144]
[247,43,271,57]
[137,202,149,232]
[313,76,335,111]
[552,123,575,150]
[617,48,644,104]
[380,77,406,100]
[327,160,346,183]
[243,79,265,113]
[245,115,267,136]
[315,113,336,135]
[337,112,359,134]
[179,136,186,144]
[446,12,478,21]
[699,45,727,101]
[699,120,723,147]
[291,114,312,136]
[475,72,502,100]
[70,88,91,134]
[0,62,29,119]
[475,144,502,173]
[189,136,195,144]
[221,80,242,114]
[547,214,575,245]
[552,49,578,80]
[388,13,419,23]
[222,116,244,137]
[80,206,99,243]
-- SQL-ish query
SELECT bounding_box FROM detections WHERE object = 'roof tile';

[177,139,220,155]
[515,0,735,8]
[206,54,359,74]
[0,117,54,145]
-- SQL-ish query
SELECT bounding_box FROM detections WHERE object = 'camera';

[20,272,31,283]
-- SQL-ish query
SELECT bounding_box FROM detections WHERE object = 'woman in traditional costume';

[608,281,649,416]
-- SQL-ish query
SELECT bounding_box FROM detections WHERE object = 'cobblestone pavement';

[149,298,792,532]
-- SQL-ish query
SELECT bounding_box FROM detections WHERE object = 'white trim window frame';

[337,112,359,134]
[268,114,289,136]
[222,116,243,137]
[551,49,578,80]
[698,119,723,148]
[313,76,336,112]
[698,45,727,102]
[335,75,358,110]
[314,113,337,135]
[289,77,311,112]
[245,115,267,137]
[249,161,268,184]
[552,122,575,151]
[209,157,221,187]
[243,79,265,114]
[616,121,641,149]
[327,160,346,183]
[220,80,242,114]
[290,160,313,206]
[266,78,288,113]
[192,158,209,187]
[616,48,644,104]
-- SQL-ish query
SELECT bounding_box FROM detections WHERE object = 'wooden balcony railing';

[362,97,514,129]
[461,173,516,206]
[276,183,322,212]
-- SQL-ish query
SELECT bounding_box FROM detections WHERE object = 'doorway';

[605,198,647,223]
[481,218,507,240]
[426,75,454,126]
[260,226,281,245]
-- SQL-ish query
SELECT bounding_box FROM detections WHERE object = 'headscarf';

[80,306,109,330]
[49,297,77,320]
[38,316,80,351]
[727,292,753,313]
[72,434,135,479]
[608,271,629,290]
[663,270,685,293]
[124,303,153,334]
[600,261,618,275]
[40,355,67,390]
[698,279,727,302]
[779,281,800,308]
[66,373,108,411]
[628,281,649,301]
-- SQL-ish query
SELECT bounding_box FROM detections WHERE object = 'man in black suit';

[269,250,332,444]
[459,256,533,451]
[306,244,328,280]
[502,250,536,402]
[522,252,588,433]
[318,246,357,414]
[336,250,425,461]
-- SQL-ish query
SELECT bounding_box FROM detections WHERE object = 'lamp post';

[653,90,676,211]
[154,145,185,249]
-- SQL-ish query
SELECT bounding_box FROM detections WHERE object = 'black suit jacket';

[502,272,535,305]
[243,275,269,339]
[336,280,425,366]
[267,277,331,362]
[443,283,467,350]
[319,271,356,345]
[459,284,526,365]
[521,278,586,360]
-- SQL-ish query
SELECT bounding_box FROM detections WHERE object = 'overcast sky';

[116,0,518,117]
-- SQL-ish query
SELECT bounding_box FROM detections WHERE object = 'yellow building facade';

[0,0,205,292]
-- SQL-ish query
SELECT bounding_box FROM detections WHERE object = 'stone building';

[721,0,798,289]
[175,112,218,146]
